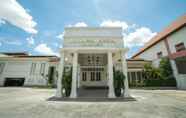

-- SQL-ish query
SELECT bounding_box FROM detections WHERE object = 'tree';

[159,57,174,80]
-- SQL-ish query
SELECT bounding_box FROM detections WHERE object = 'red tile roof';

[132,14,186,58]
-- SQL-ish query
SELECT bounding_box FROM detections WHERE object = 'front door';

[80,67,107,87]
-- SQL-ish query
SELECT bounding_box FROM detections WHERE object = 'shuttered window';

[175,58,186,74]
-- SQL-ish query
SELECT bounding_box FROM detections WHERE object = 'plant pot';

[115,88,121,97]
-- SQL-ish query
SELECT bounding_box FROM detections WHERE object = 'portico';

[56,27,129,98]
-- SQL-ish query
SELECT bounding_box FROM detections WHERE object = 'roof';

[132,13,186,58]
[2,52,28,56]
[65,27,122,30]
[126,58,151,62]
[17,55,58,58]
[0,52,59,61]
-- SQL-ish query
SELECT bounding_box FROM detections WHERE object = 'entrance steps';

[48,86,136,101]
[78,86,108,98]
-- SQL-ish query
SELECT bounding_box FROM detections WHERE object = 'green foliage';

[113,68,125,97]
[62,67,72,97]
[143,58,176,87]
[143,64,161,80]
[144,78,176,87]
[159,57,174,80]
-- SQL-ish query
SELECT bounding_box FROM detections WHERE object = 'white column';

[77,64,80,88]
[121,51,130,97]
[70,52,78,98]
[55,51,64,98]
[170,60,179,88]
[108,52,115,98]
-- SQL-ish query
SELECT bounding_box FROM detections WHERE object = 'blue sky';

[0,0,186,57]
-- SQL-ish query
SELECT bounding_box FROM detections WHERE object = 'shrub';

[144,78,176,87]
[143,64,161,80]
[142,58,176,87]
[113,69,125,97]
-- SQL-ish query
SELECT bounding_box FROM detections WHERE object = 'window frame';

[0,63,5,74]
[157,51,163,59]
[175,42,185,52]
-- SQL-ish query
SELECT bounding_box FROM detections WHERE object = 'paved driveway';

[0,87,186,118]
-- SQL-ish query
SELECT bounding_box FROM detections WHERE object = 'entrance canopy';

[56,27,130,98]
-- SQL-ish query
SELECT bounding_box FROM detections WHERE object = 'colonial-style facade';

[55,27,130,98]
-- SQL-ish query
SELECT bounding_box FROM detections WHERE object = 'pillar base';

[55,91,62,98]
[70,93,77,98]
[124,89,130,98]
[108,92,115,98]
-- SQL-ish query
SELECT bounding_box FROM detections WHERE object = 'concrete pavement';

[0,87,186,118]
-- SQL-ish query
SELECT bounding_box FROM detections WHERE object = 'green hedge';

[144,78,176,87]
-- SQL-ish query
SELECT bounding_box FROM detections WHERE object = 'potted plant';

[114,69,125,97]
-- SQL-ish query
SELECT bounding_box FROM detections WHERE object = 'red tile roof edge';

[132,13,186,59]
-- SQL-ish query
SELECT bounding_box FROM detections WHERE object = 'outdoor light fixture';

[65,57,68,61]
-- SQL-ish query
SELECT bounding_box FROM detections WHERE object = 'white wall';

[0,60,50,86]
[24,61,49,86]
[167,26,186,89]
[135,40,168,67]
[167,26,186,53]
[64,27,122,37]
[63,27,124,48]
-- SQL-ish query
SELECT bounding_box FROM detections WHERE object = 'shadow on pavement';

[47,96,136,102]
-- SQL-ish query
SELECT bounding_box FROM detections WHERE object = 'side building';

[132,14,186,89]
[0,52,59,87]
[127,59,151,87]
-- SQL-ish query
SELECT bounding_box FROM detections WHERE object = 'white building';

[55,27,130,98]
[132,14,186,89]
[0,52,59,87]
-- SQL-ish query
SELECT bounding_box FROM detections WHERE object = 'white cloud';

[56,32,64,39]
[0,0,37,34]
[0,19,5,26]
[100,20,156,48]
[26,36,34,45]
[34,43,58,56]
[100,20,128,30]
[68,22,88,27]
[124,27,157,47]
[0,37,22,46]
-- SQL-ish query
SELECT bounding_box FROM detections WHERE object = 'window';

[82,72,87,81]
[175,58,186,74]
[175,42,185,52]
[91,72,95,81]
[131,72,136,83]
[128,72,131,84]
[96,72,101,81]
[157,52,163,58]
[30,63,36,75]
[0,63,5,74]
[40,63,45,75]
[137,72,142,83]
